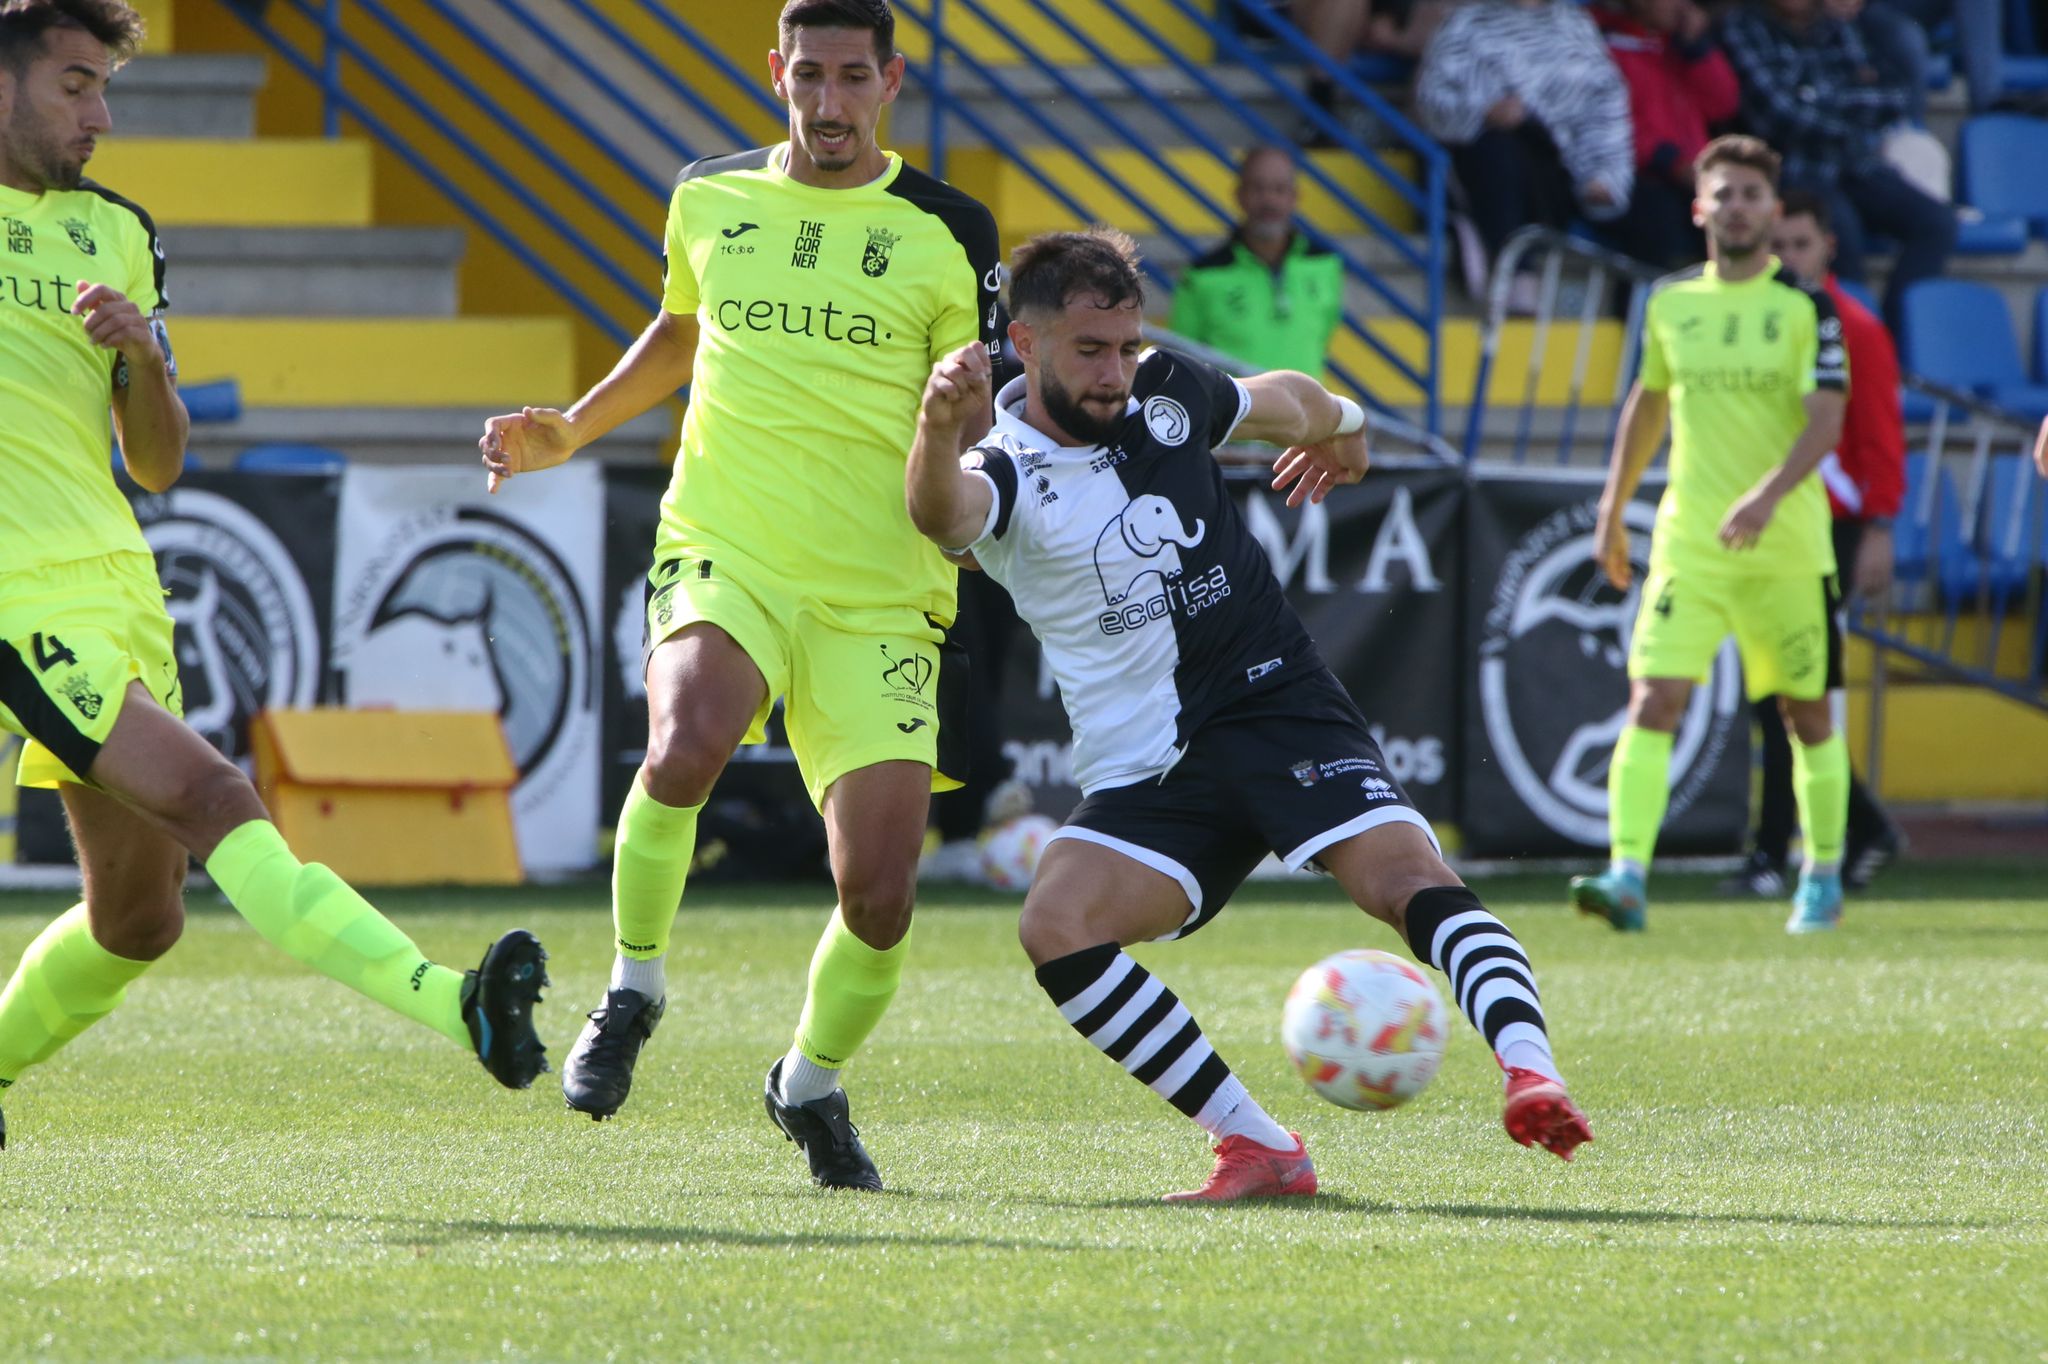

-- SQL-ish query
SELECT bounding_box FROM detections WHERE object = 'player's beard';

[7,108,85,190]
[1039,365,1126,447]
[1709,220,1768,263]
[803,120,862,173]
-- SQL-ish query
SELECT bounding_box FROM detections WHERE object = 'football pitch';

[3,864,2044,1362]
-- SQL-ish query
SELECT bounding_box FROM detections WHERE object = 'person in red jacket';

[1595,0,1741,266]
[1723,189,1905,897]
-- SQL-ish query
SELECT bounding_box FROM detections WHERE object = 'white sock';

[779,1049,840,1105]
[1804,858,1841,880]
[1197,1076,1294,1149]
[1611,857,1646,883]
[1498,1022,1563,1085]
[611,953,666,1001]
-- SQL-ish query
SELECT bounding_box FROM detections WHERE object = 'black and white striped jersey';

[963,348,1326,795]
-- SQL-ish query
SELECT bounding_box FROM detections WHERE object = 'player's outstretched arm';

[1719,388,1846,551]
[480,311,699,493]
[88,282,189,494]
[907,343,996,550]
[1593,381,1670,589]
[1234,370,1370,509]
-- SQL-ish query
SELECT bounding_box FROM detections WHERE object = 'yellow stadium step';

[171,317,576,408]
[1326,319,1628,407]
[1845,684,2048,803]
[896,0,1213,66]
[1844,614,2042,686]
[86,138,373,227]
[948,147,1420,244]
[132,0,175,52]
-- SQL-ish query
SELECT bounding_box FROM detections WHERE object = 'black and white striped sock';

[1402,886,1562,1084]
[1035,943,1292,1147]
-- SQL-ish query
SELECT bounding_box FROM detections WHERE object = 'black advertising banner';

[129,471,339,766]
[991,465,1466,828]
[1461,469,1749,858]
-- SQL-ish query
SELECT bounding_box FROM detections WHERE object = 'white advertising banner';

[331,464,604,873]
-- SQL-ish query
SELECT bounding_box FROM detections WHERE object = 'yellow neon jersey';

[659,144,1000,618]
[0,178,172,573]
[1638,259,1845,579]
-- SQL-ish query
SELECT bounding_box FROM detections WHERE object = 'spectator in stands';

[1595,0,1741,267]
[1723,188,1906,896]
[1859,0,2008,114]
[1415,0,1635,292]
[1169,146,1345,379]
[1721,0,1957,330]
[1291,1,1452,145]
[1831,0,1933,124]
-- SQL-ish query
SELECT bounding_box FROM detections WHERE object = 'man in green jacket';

[1169,146,1346,380]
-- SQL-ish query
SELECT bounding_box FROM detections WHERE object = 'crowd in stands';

[1226,0,2048,341]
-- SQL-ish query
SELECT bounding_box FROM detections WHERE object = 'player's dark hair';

[0,0,143,73]
[1778,188,1831,233]
[1009,228,1146,320]
[779,0,894,63]
[1694,134,1781,189]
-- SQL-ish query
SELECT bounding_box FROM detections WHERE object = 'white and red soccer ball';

[1282,948,1448,1111]
[978,813,1060,891]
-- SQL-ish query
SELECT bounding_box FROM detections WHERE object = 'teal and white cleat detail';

[1569,869,1647,932]
[1785,871,1845,934]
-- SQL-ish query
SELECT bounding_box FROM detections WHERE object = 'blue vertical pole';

[1425,159,1444,439]
[927,0,949,181]
[321,0,341,136]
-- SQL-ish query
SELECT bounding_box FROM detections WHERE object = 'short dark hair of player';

[1778,188,1831,234]
[779,0,894,63]
[1694,134,1782,190]
[1009,228,1147,321]
[0,0,143,73]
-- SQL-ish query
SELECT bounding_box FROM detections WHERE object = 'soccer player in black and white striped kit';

[906,229,1593,1200]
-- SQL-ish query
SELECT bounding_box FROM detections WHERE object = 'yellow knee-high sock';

[0,903,151,1086]
[1792,732,1851,873]
[204,821,467,1046]
[792,910,911,1070]
[1609,725,1675,872]
[610,778,702,960]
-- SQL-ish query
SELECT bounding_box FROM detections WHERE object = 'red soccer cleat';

[1163,1131,1318,1203]
[1502,1066,1594,1161]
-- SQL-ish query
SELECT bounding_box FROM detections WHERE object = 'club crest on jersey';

[879,643,933,695]
[1142,395,1191,446]
[861,226,901,277]
[61,674,103,720]
[1290,759,1321,788]
[61,219,96,256]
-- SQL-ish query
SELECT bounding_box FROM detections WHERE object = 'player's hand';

[72,283,162,366]
[920,342,991,434]
[479,407,577,493]
[1485,94,1526,129]
[1270,431,1369,509]
[2034,416,2047,479]
[1593,503,1631,590]
[1718,487,1779,551]
[1853,523,1894,599]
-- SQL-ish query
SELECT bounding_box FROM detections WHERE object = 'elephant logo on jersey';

[1095,495,1206,606]
[61,219,95,255]
[861,226,901,278]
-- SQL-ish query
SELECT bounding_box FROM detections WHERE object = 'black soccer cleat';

[561,987,664,1121]
[1716,850,1787,899]
[460,929,551,1090]
[763,1058,883,1191]
[1,1098,7,1151]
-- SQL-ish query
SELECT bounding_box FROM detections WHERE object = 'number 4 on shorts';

[31,633,78,671]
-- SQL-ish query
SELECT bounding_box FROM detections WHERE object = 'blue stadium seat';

[180,378,240,424]
[1980,454,2041,607]
[232,443,348,474]
[2002,56,2048,90]
[1896,452,1980,606]
[1899,279,2048,421]
[1957,115,2048,239]
[1836,277,1880,317]
[2035,285,2048,383]
[1954,215,2031,255]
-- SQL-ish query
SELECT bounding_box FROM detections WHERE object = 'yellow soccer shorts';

[1628,565,1840,702]
[642,550,966,811]
[1,550,183,788]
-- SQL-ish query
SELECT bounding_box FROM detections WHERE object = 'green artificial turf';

[2,864,2043,1361]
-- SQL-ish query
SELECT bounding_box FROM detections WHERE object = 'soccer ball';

[1281,949,1449,1111]
[978,813,1059,891]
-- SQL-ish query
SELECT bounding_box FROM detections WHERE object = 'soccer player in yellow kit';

[0,0,549,1153]
[480,0,999,1189]
[1570,135,1853,934]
